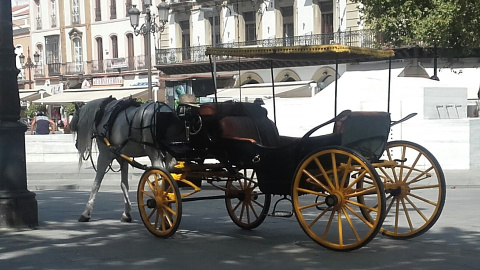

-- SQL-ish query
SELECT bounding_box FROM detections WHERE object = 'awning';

[19,91,51,102]
[209,81,314,101]
[33,87,148,105]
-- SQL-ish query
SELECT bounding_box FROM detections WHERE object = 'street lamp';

[19,47,40,89]
[129,0,169,101]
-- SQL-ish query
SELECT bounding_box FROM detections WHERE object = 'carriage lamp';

[128,0,169,101]
[19,47,40,89]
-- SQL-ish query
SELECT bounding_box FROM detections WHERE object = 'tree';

[356,0,480,56]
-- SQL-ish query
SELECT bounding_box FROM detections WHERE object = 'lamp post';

[129,0,169,101]
[19,47,40,89]
[0,0,38,228]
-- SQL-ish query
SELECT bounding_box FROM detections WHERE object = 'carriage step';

[270,211,293,218]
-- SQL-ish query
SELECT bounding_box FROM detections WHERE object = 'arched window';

[73,38,83,73]
[111,35,118,59]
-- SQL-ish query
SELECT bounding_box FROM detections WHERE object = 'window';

[95,0,101,21]
[51,1,57,27]
[244,11,256,43]
[180,20,190,60]
[45,35,60,75]
[111,35,118,58]
[72,0,80,24]
[96,37,104,72]
[36,1,42,30]
[127,34,134,69]
[110,0,117,20]
[35,44,44,77]
[281,7,294,45]
[73,38,83,73]
[320,2,333,33]
[208,16,221,45]
[126,0,132,16]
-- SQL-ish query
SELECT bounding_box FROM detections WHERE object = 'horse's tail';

[71,98,113,165]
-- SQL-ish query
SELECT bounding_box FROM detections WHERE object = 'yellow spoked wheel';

[137,167,182,238]
[376,140,446,239]
[292,147,386,251]
[225,169,271,229]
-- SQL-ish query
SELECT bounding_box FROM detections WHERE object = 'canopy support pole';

[208,54,217,103]
[387,56,392,113]
[270,60,277,124]
[334,56,338,116]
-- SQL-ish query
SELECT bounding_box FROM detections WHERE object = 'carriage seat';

[333,111,391,161]
[219,116,280,147]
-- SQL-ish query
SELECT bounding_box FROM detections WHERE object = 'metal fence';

[155,29,379,65]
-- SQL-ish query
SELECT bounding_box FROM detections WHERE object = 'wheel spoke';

[313,157,336,190]
[345,204,374,228]
[321,210,336,240]
[400,198,414,231]
[303,168,331,192]
[339,157,353,188]
[342,208,361,241]
[345,170,368,190]
[296,187,328,197]
[346,186,378,197]
[408,192,439,206]
[331,153,339,189]
[346,199,379,213]
[404,195,428,221]
[299,200,327,211]
[307,206,331,228]
[337,210,343,246]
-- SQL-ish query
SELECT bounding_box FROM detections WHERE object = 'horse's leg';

[119,160,133,222]
[146,147,165,168]
[78,151,112,222]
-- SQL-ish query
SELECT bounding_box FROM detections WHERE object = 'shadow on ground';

[0,189,478,270]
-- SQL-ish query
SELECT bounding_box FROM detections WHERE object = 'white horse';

[69,97,184,222]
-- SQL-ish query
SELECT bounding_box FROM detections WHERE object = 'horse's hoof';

[78,215,91,222]
[120,214,132,223]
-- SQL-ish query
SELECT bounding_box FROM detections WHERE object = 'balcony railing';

[51,15,57,27]
[66,62,85,75]
[36,16,42,30]
[34,65,45,78]
[155,29,380,65]
[48,63,61,76]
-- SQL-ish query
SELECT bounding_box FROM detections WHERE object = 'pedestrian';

[30,112,56,135]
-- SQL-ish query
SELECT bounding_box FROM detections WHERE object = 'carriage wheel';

[225,169,271,229]
[292,147,386,251]
[137,167,182,238]
[375,140,446,239]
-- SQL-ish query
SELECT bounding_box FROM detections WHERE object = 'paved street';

[1,175,479,270]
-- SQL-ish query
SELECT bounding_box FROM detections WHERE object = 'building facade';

[24,0,367,107]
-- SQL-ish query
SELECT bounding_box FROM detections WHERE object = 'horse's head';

[69,102,83,132]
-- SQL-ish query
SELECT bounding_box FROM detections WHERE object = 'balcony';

[66,62,85,75]
[155,29,379,66]
[47,63,62,76]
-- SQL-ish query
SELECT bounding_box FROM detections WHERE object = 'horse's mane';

[70,98,113,164]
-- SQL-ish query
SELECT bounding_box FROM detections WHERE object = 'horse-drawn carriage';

[71,45,445,251]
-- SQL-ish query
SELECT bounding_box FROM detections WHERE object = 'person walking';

[30,112,56,135]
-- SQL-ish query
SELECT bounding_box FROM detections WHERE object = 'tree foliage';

[356,0,480,54]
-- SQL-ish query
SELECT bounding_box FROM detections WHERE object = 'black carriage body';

[168,101,391,196]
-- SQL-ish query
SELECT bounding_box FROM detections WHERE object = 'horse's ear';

[74,102,81,112]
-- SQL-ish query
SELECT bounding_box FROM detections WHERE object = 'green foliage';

[355,0,480,55]
[65,103,76,116]
[24,103,46,118]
